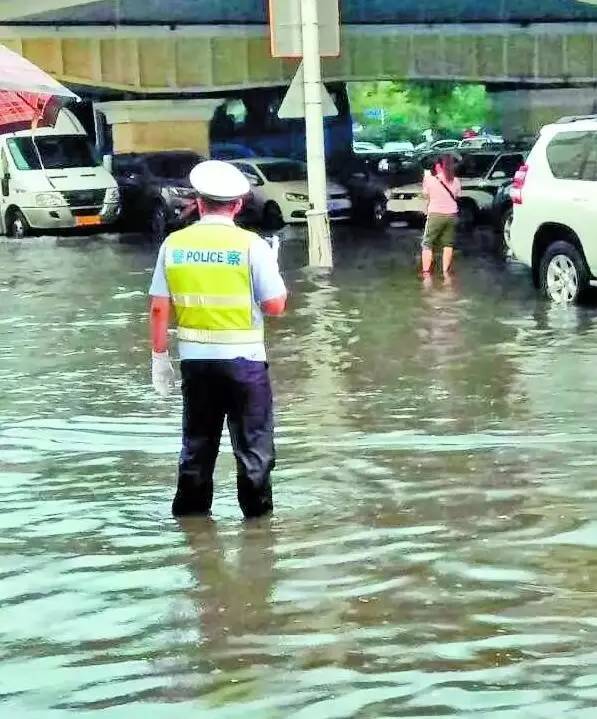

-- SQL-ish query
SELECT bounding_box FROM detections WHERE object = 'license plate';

[76,215,101,227]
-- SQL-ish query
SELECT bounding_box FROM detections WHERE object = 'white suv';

[509,116,597,303]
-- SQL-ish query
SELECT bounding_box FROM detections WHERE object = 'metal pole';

[300,0,333,268]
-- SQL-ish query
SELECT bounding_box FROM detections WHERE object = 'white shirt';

[149,215,286,361]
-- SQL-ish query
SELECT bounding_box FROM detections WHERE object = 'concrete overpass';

[2,21,597,93]
[2,0,597,141]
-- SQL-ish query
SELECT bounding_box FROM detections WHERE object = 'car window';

[235,163,258,176]
[546,131,597,180]
[35,136,98,170]
[146,154,201,179]
[581,135,597,181]
[258,161,307,182]
[491,154,525,178]
[112,156,136,174]
[7,138,42,170]
[456,154,497,178]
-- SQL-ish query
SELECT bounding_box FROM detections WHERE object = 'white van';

[0,109,119,238]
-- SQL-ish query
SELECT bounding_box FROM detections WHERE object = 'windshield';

[258,161,307,182]
[147,154,202,180]
[7,136,99,171]
[456,154,496,178]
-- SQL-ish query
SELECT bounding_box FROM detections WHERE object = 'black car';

[339,154,422,228]
[113,151,203,242]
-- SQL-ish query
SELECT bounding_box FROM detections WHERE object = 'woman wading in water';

[421,154,462,279]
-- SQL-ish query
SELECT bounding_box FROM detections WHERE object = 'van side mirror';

[102,154,113,174]
[1,172,9,197]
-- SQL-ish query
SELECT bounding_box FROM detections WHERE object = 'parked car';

[382,141,415,155]
[383,150,527,229]
[230,157,352,229]
[353,140,383,154]
[0,109,119,238]
[210,142,258,161]
[414,139,460,154]
[112,151,205,242]
[339,155,422,227]
[459,135,504,150]
[509,115,597,304]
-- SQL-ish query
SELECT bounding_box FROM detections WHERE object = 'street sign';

[277,61,338,119]
[269,0,340,58]
[365,108,383,120]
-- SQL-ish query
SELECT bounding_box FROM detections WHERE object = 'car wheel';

[263,202,284,231]
[6,209,29,239]
[501,207,513,247]
[458,200,477,231]
[539,240,589,304]
[150,203,167,243]
[371,197,388,229]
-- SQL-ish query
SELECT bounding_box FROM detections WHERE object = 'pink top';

[423,172,461,215]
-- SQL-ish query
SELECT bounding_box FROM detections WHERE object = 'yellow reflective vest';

[164,223,263,345]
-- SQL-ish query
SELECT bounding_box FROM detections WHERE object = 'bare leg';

[442,246,454,276]
[422,248,433,274]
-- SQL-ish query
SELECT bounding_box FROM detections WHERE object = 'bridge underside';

[2,23,597,94]
[4,0,597,25]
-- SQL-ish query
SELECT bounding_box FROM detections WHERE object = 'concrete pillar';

[491,87,597,140]
[94,99,222,156]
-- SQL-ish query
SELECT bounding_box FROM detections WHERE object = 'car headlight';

[104,187,120,204]
[285,192,308,202]
[384,189,394,200]
[35,192,65,208]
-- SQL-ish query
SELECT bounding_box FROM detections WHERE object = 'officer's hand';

[152,351,176,397]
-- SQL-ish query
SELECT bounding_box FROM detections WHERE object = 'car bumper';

[284,199,352,223]
[23,203,120,230]
[386,197,426,216]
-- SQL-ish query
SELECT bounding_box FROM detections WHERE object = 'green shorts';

[422,213,457,250]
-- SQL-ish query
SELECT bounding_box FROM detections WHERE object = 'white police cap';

[189,160,250,201]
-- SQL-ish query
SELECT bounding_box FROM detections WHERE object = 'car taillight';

[511,163,528,205]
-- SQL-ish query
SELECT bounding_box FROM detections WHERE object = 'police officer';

[148,161,287,518]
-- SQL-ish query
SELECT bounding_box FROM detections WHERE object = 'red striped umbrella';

[0,43,78,132]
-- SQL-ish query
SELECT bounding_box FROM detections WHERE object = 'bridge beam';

[1,23,597,91]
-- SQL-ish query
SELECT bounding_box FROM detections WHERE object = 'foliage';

[349,81,495,144]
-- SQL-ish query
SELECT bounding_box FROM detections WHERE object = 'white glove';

[267,235,280,264]
[152,351,175,397]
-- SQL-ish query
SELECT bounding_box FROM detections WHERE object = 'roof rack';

[554,114,597,124]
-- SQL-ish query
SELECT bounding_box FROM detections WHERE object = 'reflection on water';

[2,232,597,717]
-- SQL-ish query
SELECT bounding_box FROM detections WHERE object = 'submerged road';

[1,226,597,718]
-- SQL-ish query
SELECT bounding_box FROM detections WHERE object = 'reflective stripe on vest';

[171,293,250,308]
[178,327,264,344]
[164,224,261,345]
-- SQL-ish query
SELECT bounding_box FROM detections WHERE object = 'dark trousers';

[173,359,275,518]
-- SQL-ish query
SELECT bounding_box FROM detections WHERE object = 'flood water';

[2,228,597,718]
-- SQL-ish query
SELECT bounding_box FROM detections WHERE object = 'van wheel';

[539,241,589,304]
[6,209,29,239]
[150,203,167,244]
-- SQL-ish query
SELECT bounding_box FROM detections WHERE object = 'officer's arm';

[261,295,287,317]
[150,296,171,352]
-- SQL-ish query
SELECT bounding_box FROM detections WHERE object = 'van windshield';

[7,136,99,171]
